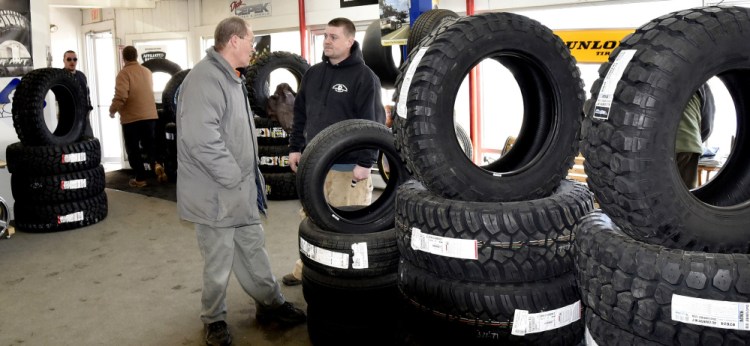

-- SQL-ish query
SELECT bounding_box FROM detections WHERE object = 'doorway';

[84,30,122,167]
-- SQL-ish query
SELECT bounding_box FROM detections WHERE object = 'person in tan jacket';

[109,45,167,187]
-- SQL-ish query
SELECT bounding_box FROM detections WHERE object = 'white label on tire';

[61,179,87,190]
[299,237,349,269]
[511,300,581,336]
[62,152,86,163]
[351,242,368,269]
[594,49,636,120]
[585,326,598,346]
[397,47,429,118]
[671,294,750,330]
[165,132,175,140]
[58,211,84,224]
[410,227,478,260]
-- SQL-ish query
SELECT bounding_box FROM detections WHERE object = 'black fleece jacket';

[290,41,385,167]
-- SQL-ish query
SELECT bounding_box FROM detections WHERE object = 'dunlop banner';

[554,29,635,63]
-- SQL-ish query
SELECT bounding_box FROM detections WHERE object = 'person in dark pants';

[63,50,94,137]
[676,84,714,189]
[109,45,167,187]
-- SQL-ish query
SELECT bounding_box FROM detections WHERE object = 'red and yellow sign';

[554,29,635,64]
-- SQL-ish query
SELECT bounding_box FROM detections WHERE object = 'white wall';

[49,7,83,68]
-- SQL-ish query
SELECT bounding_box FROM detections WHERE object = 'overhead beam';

[48,0,156,9]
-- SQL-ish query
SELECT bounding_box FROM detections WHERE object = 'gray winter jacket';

[176,48,262,227]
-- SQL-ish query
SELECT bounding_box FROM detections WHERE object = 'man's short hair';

[122,46,137,62]
[328,17,356,37]
[63,50,76,58]
[214,17,250,51]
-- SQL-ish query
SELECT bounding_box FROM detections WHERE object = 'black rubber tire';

[302,264,398,310]
[245,51,309,117]
[263,172,297,200]
[254,116,289,146]
[141,58,182,76]
[395,12,584,202]
[399,258,584,345]
[306,303,398,346]
[11,165,105,203]
[297,119,411,234]
[580,6,750,253]
[5,137,101,175]
[397,179,593,283]
[575,211,750,345]
[298,217,398,278]
[14,192,108,233]
[585,309,660,346]
[161,69,190,124]
[362,19,401,89]
[163,122,177,181]
[12,68,87,146]
[454,123,472,159]
[258,145,291,173]
[406,9,459,56]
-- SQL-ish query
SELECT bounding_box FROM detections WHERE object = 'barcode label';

[672,294,750,330]
[397,47,429,118]
[61,179,87,190]
[299,237,349,269]
[62,152,86,163]
[58,211,84,224]
[594,49,636,120]
[511,300,581,336]
[351,242,368,269]
[410,227,478,260]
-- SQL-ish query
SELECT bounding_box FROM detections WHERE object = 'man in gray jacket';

[176,16,305,346]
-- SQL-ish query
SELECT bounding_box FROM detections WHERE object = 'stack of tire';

[295,119,411,345]
[392,12,593,345]
[245,51,309,201]
[7,68,107,232]
[577,6,750,345]
[144,56,184,182]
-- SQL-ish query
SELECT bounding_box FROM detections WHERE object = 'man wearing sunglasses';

[63,50,94,137]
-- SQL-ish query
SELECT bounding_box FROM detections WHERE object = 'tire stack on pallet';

[245,51,310,201]
[577,6,750,345]
[6,68,107,232]
[295,120,411,345]
[392,12,594,345]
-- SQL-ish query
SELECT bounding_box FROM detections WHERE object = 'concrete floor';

[0,189,310,346]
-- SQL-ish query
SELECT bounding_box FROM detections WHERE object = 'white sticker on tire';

[410,227,478,260]
[594,49,636,120]
[671,294,750,330]
[299,237,349,269]
[61,179,87,190]
[351,242,368,269]
[57,211,84,224]
[585,326,598,346]
[397,47,429,119]
[165,132,175,140]
[511,300,581,336]
[62,152,86,163]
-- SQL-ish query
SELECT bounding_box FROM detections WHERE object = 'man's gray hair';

[214,17,250,51]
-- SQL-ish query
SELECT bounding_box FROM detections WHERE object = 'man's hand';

[353,165,371,181]
[289,152,302,172]
[109,112,115,119]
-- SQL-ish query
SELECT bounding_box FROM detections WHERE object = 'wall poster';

[0,0,32,77]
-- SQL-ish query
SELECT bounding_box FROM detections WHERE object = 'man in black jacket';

[284,17,385,285]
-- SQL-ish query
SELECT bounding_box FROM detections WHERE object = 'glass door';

[85,31,122,165]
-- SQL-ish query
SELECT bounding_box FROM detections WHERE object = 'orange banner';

[554,29,635,64]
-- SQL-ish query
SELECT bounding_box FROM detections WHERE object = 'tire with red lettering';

[395,12,584,202]
[580,6,750,252]
[5,137,101,175]
[575,212,750,344]
[13,192,108,233]
[11,165,105,203]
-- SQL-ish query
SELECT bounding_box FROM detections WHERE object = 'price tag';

[511,300,581,336]
[351,242,368,269]
[58,211,84,224]
[61,179,87,190]
[62,152,86,163]
[672,294,750,330]
[594,49,636,120]
[410,227,478,260]
[396,47,429,118]
[299,237,349,269]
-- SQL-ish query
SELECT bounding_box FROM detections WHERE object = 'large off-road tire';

[298,217,398,278]
[12,68,87,146]
[297,119,411,234]
[581,6,750,253]
[575,211,750,345]
[406,9,459,55]
[142,58,182,76]
[399,258,584,345]
[161,69,190,123]
[395,12,584,202]
[14,192,108,233]
[245,51,309,117]
[11,165,105,203]
[585,309,659,346]
[397,179,593,283]
[254,116,289,146]
[362,19,401,89]
[5,137,101,175]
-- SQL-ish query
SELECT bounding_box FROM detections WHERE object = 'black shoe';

[256,302,307,325]
[205,321,232,346]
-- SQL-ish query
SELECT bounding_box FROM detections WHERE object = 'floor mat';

[105,169,176,202]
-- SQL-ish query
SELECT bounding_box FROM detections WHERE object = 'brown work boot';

[154,163,168,183]
[128,178,147,188]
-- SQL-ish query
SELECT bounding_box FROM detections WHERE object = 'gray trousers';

[195,223,284,324]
